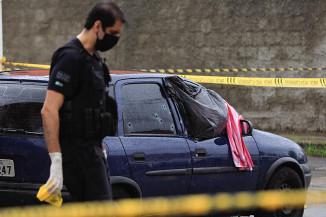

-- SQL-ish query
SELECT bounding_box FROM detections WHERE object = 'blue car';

[0,70,311,217]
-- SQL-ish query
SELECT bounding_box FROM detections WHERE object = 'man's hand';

[46,152,63,195]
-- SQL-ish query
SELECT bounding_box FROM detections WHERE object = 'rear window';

[0,84,46,133]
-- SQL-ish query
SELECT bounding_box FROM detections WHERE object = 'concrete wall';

[3,0,326,135]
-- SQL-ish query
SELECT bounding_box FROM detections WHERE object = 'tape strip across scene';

[178,74,326,88]
[2,60,326,88]
[4,60,326,73]
[137,67,326,73]
[3,61,50,70]
[0,190,325,217]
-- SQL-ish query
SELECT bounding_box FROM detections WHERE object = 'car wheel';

[256,166,304,217]
[112,185,131,200]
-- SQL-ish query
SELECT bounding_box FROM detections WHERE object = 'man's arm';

[41,90,65,195]
[41,90,64,153]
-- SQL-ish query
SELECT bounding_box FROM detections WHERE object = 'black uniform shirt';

[48,38,110,146]
[48,38,89,99]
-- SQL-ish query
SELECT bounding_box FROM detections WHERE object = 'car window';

[121,83,177,136]
[0,84,46,134]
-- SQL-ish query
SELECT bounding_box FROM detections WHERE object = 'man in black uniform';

[41,1,125,201]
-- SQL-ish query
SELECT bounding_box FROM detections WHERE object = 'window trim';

[122,133,179,138]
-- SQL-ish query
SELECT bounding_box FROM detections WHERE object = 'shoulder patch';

[56,71,71,83]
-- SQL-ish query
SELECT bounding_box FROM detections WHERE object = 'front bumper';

[300,163,312,189]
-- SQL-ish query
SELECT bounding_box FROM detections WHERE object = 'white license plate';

[0,159,15,177]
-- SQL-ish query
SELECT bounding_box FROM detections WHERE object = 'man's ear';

[94,20,102,33]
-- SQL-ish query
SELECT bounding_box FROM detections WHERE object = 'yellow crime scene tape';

[2,57,326,73]
[0,190,325,217]
[178,74,326,88]
[2,58,50,70]
[137,67,326,73]
[1,59,326,88]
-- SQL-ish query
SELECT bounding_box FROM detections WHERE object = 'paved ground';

[303,157,326,217]
[240,157,326,217]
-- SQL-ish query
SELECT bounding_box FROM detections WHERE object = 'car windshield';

[0,84,46,134]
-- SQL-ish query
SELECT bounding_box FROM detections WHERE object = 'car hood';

[251,129,307,164]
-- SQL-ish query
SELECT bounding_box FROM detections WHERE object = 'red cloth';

[225,102,254,170]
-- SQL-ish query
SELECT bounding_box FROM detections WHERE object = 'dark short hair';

[84,1,126,30]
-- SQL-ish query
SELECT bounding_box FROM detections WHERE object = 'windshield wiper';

[0,128,43,136]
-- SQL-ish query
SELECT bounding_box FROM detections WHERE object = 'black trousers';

[61,138,112,202]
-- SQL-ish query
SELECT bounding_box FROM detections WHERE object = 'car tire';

[112,185,131,200]
[256,166,304,217]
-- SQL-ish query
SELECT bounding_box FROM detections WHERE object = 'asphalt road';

[304,157,326,217]
[239,157,326,217]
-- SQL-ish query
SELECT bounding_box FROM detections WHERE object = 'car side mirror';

[240,120,253,135]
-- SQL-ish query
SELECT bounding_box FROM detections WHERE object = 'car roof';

[110,71,174,83]
[0,70,175,85]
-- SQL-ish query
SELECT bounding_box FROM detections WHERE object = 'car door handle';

[133,152,146,162]
[195,149,206,158]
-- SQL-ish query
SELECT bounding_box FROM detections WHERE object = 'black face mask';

[95,33,119,52]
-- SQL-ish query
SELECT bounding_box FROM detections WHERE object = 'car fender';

[261,157,305,189]
[111,176,142,198]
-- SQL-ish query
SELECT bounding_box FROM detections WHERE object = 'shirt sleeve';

[48,50,83,99]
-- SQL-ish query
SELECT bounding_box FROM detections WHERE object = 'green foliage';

[301,144,326,157]
[285,135,326,157]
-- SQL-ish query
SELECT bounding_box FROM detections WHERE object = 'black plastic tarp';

[164,76,228,141]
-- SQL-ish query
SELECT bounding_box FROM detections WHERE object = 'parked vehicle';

[0,70,311,217]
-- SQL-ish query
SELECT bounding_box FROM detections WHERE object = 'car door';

[164,78,261,194]
[187,135,260,194]
[0,82,50,206]
[116,78,192,197]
